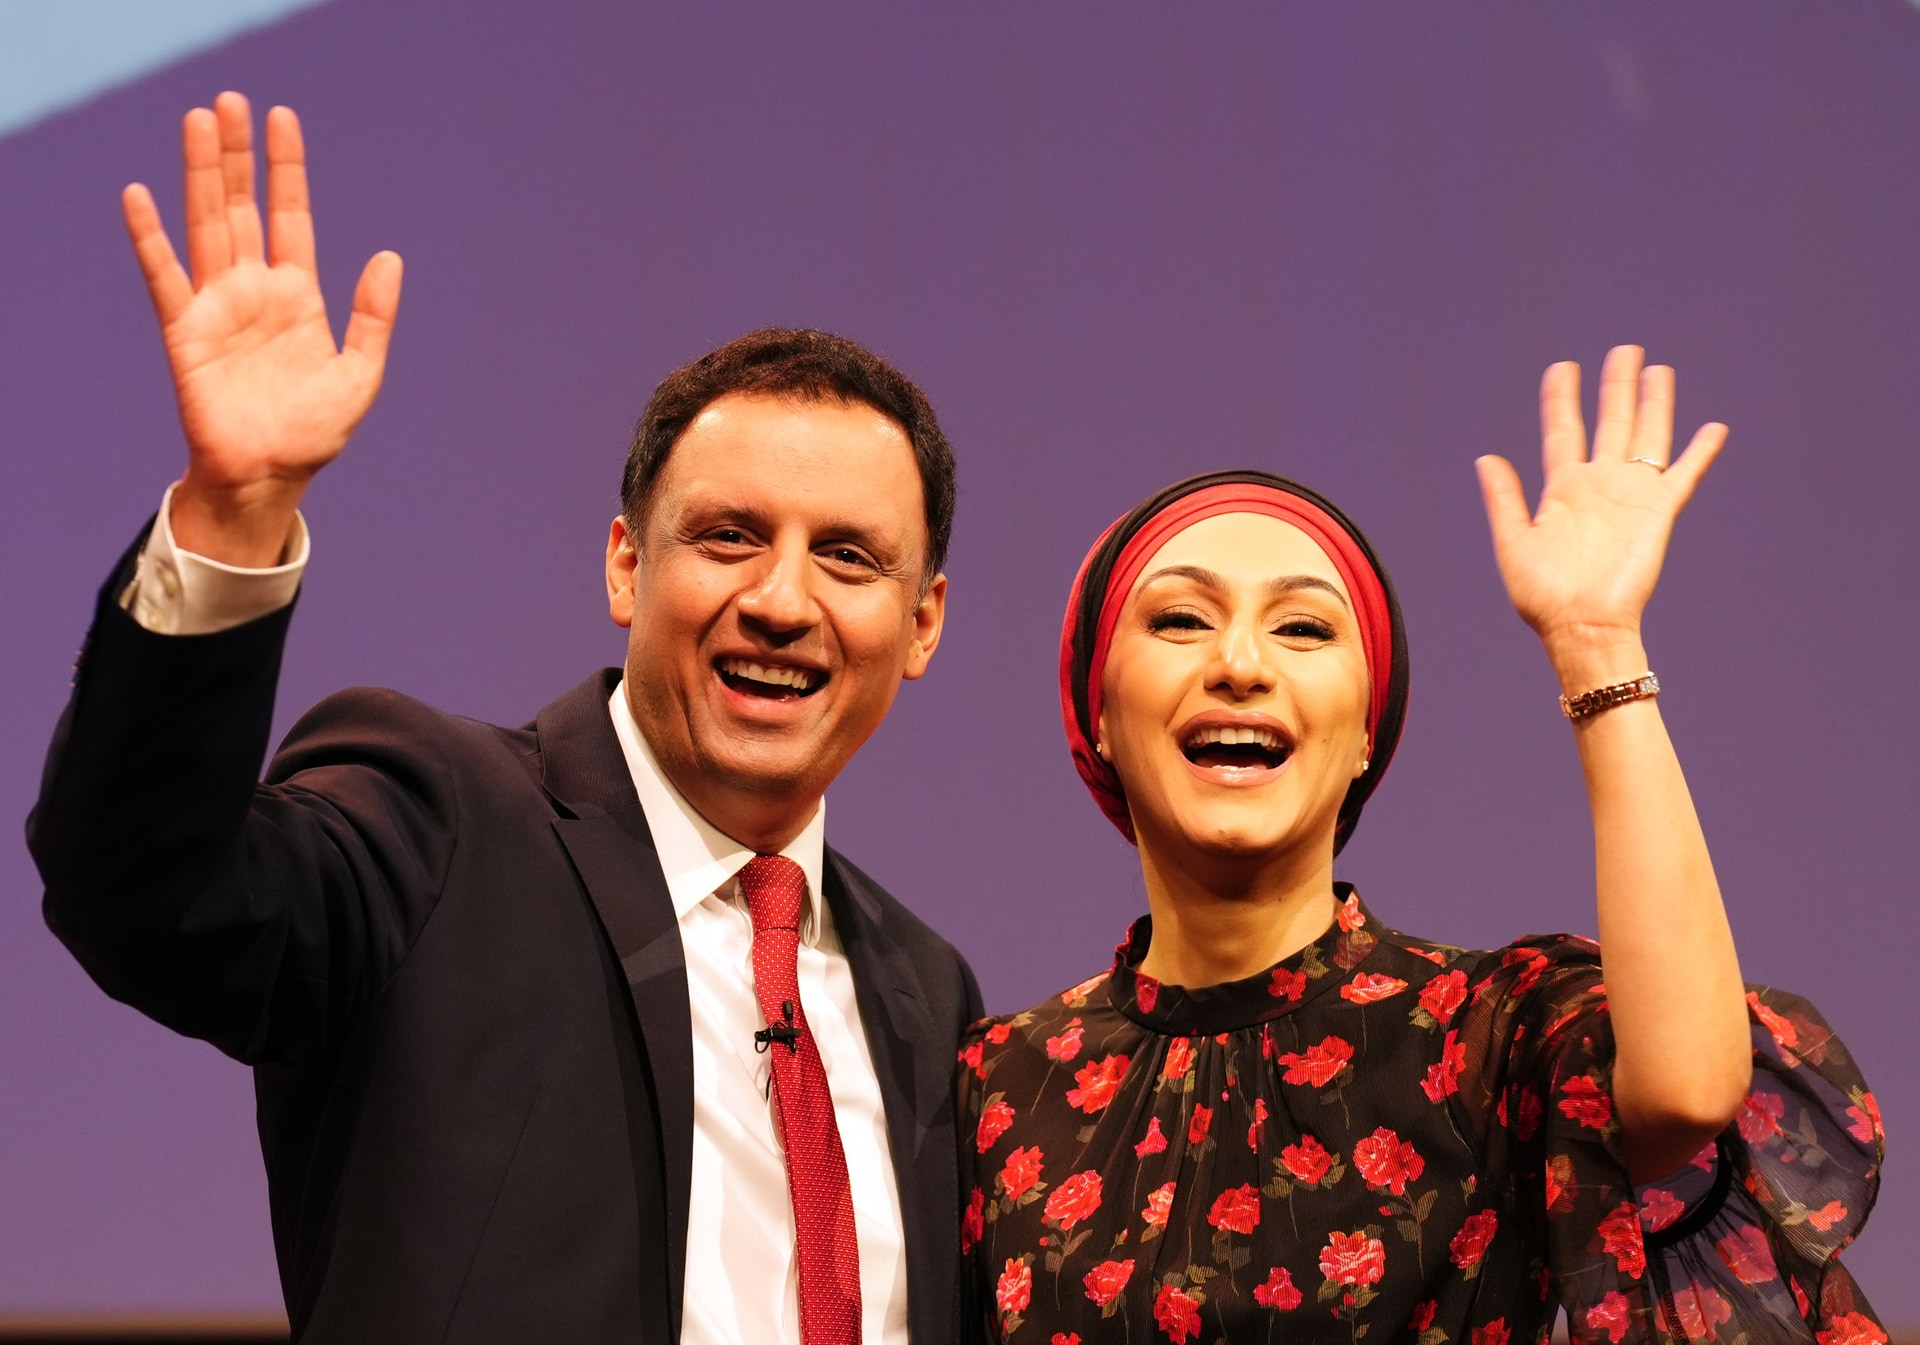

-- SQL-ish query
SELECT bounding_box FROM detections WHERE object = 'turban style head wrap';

[1060,469,1409,855]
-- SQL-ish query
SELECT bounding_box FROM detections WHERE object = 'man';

[28,92,980,1344]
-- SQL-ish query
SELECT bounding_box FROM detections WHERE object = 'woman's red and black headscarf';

[1059,469,1410,854]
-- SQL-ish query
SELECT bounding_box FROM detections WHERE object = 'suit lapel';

[825,849,955,1345]
[538,672,694,1340]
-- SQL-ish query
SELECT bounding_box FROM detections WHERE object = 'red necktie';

[739,854,862,1345]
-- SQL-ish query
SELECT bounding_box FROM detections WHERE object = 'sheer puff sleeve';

[1459,936,1885,1345]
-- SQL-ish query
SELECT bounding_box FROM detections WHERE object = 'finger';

[1539,361,1586,476]
[214,92,264,264]
[182,106,231,286]
[121,183,193,324]
[1662,422,1728,510]
[1591,344,1644,461]
[1630,364,1675,466]
[342,250,404,379]
[1475,454,1533,555]
[265,106,316,271]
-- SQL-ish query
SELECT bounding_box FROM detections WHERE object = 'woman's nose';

[1208,618,1272,696]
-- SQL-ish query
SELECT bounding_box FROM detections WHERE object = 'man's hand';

[124,92,401,566]
[1474,345,1727,690]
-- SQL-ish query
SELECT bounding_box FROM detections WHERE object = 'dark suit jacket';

[28,540,982,1343]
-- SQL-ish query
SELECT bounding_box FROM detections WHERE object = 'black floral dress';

[956,890,1884,1345]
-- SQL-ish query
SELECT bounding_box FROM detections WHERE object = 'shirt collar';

[608,681,828,941]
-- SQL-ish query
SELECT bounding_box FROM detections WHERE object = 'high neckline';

[1104,884,1383,1034]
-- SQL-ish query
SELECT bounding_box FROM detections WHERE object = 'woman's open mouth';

[1179,721,1291,781]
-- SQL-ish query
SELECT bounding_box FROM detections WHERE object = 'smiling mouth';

[1180,724,1290,772]
[716,656,827,701]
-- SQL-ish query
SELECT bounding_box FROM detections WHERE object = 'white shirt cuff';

[119,482,310,635]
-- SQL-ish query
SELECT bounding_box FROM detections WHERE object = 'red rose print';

[1052,1336,1081,1345]
[1847,1093,1882,1146]
[1061,971,1108,1005]
[1318,1229,1386,1286]
[1135,1116,1168,1156]
[1281,1134,1334,1185]
[1747,990,1799,1050]
[1046,1017,1085,1062]
[1206,1183,1261,1236]
[1639,1187,1685,1232]
[1136,975,1161,1015]
[1187,1104,1213,1144]
[1407,945,1447,965]
[1247,1098,1269,1150]
[1473,1319,1510,1345]
[1585,1291,1631,1344]
[1668,1283,1732,1341]
[1278,1035,1354,1087]
[986,1021,1012,1044]
[1421,1030,1467,1103]
[1141,1180,1176,1229]
[958,1039,986,1079]
[1043,1169,1104,1230]
[1597,1202,1646,1279]
[1337,893,1366,931]
[1738,1090,1785,1144]
[996,1257,1031,1318]
[976,1098,1016,1153]
[1270,966,1307,1001]
[1161,1037,1194,1082]
[1714,1224,1778,1285]
[1817,1312,1890,1345]
[1082,1258,1135,1308]
[1507,1086,1543,1142]
[1067,1054,1131,1113]
[1542,1154,1568,1212]
[1448,1208,1498,1269]
[1340,973,1408,1004]
[1502,947,1549,995]
[1558,1075,1613,1130]
[1000,1145,1045,1202]
[1353,1126,1425,1196]
[1409,1301,1437,1331]
[1418,969,1468,1023]
[1153,1284,1203,1344]
[1806,1201,1848,1232]
[1254,1266,1302,1310]
[961,1187,984,1253]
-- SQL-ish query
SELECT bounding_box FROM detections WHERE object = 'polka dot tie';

[739,854,862,1345]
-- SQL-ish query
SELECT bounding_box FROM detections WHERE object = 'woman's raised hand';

[123,93,402,565]
[1474,346,1726,681]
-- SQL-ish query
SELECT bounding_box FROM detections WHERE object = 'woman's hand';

[123,92,402,566]
[1475,346,1725,686]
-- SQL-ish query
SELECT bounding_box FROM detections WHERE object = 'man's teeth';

[720,657,817,691]
[1186,725,1286,751]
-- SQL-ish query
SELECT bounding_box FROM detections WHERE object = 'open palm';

[1476,347,1727,646]
[125,94,401,501]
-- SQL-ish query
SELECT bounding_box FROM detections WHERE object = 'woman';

[957,348,1884,1344]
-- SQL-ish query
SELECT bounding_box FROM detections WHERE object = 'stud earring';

[1359,758,1370,773]
[1096,741,1110,761]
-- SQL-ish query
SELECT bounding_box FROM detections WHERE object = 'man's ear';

[606,516,639,629]
[900,573,947,680]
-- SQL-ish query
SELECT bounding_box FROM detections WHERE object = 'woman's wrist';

[1538,624,1651,699]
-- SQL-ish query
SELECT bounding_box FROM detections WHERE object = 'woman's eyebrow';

[1265,574,1351,610]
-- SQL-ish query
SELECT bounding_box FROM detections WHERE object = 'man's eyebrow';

[1138,565,1351,611]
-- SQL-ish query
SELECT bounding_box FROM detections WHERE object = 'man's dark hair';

[622,328,956,579]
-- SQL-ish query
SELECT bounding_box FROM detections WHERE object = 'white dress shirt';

[123,487,911,1345]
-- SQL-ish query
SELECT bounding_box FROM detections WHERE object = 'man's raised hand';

[124,93,401,565]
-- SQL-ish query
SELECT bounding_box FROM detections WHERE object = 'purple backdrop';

[2,0,1913,1315]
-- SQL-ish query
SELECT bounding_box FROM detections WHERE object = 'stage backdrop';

[2,0,1914,1317]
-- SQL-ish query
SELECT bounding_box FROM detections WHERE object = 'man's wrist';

[171,472,309,568]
